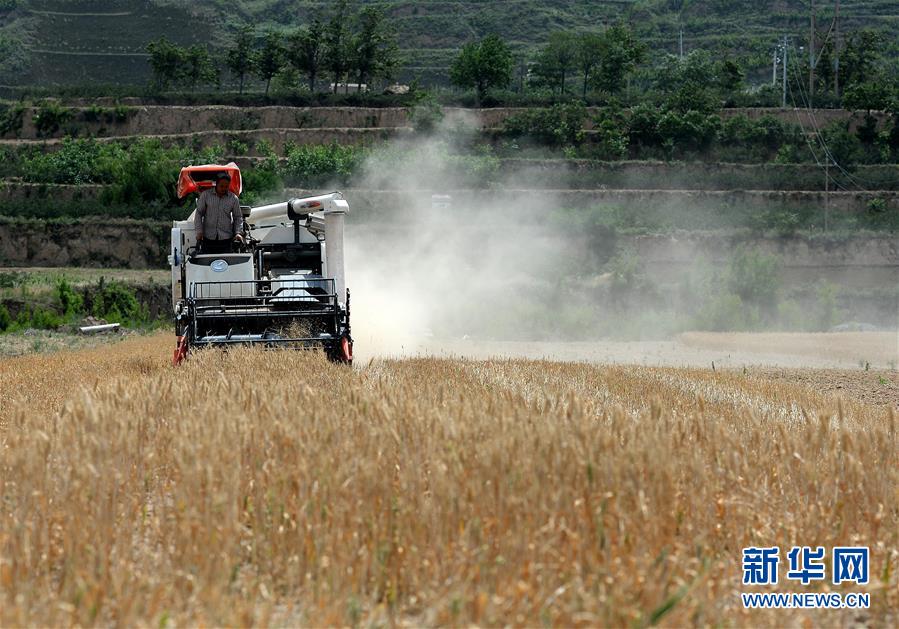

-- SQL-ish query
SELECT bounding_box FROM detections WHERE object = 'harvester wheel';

[340,336,353,365]
[172,335,189,366]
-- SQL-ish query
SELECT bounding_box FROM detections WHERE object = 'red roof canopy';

[177,163,242,199]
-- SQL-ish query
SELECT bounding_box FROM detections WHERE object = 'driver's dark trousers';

[200,239,233,255]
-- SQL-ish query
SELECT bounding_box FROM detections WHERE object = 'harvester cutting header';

[170,163,352,365]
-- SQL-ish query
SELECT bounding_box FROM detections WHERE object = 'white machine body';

[170,189,352,363]
[169,192,349,309]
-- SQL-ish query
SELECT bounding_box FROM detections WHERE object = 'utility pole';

[773,45,779,85]
[782,35,788,108]
[809,0,816,107]
[824,157,830,232]
[834,0,841,96]
[679,27,684,59]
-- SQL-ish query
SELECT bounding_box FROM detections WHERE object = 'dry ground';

[0,333,896,627]
[679,331,899,369]
[0,267,169,286]
[0,329,140,358]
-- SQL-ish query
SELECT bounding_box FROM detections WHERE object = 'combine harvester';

[169,164,352,365]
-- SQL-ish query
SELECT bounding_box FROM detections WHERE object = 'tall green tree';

[226,25,254,94]
[325,0,352,93]
[841,30,885,90]
[253,30,285,96]
[449,34,514,104]
[146,37,185,90]
[653,50,726,113]
[351,5,399,91]
[719,59,744,94]
[815,39,836,95]
[533,31,578,95]
[286,20,325,91]
[576,32,604,98]
[842,80,894,113]
[593,24,646,94]
[184,45,218,91]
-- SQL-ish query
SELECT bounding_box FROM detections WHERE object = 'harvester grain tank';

[169,164,353,364]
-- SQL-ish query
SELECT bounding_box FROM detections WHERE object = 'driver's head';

[215,173,231,195]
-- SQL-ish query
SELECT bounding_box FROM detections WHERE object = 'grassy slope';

[4,0,899,86]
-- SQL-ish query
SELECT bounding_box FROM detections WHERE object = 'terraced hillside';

[0,0,206,86]
[3,0,899,87]
[0,98,895,334]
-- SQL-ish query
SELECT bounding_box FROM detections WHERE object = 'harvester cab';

[169,164,352,365]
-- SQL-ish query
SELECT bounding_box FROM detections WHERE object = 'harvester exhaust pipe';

[324,200,349,307]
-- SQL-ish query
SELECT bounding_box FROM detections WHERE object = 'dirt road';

[354,330,898,369]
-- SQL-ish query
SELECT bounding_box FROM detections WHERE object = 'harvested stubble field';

[0,334,896,627]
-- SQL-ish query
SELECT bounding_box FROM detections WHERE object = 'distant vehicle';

[384,84,410,95]
[329,83,367,93]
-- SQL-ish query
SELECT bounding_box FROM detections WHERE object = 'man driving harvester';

[195,172,243,254]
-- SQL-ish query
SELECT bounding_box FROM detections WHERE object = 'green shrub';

[748,207,802,236]
[717,114,802,161]
[56,279,83,317]
[241,154,282,204]
[91,279,146,324]
[282,143,366,186]
[22,138,121,185]
[627,103,662,149]
[821,121,865,167]
[606,249,652,309]
[726,246,781,313]
[656,109,722,154]
[773,142,809,164]
[777,299,806,330]
[689,246,784,331]
[32,101,74,137]
[15,305,62,330]
[0,270,25,288]
[443,145,500,184]
[21,137,222,204]
[101,139,224,206]
[82,105,113,123]
[586,115,628,160]
[815,280,840,331]
[696,292,758,331]
[114,104,133,123]
[81,104,132,124]
[408,92,444,133]
[502,102,587,148]
[255,139,275,156]
[29,307,63,329]
[0,199,186,221]
[864,197,899,230]
[0,103,25,136]
[227,137,249,155]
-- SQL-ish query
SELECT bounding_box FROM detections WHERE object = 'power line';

[782,35,788,108]
[786,38,878,193]
[792,59,873,191]
[781,42,848,230]
[780,38,850,194]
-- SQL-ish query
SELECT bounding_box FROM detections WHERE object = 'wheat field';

[0,333,896,627]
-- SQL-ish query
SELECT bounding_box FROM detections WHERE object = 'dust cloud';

[335,116,898,367]
[344,113,583,358]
